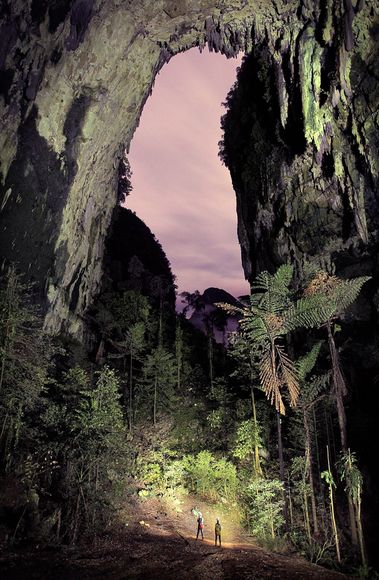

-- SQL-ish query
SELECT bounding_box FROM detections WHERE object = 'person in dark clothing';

[215,518,221,546]
[196,513,204,540]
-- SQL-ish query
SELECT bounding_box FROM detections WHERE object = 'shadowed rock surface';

[1,1,377,337]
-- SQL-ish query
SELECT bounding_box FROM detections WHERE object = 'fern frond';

[251,266,293,315]
[284,294,334,331]
[240,307,272,344]
[276,344,299,408]
[273,264,294,289]
[306,372,331,403]
[260,347,285,415]
[331,276,371,315]
[297,342,323,382]
[252,271,272,294]
[215,302,244,316]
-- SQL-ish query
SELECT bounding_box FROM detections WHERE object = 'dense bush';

[181,451,237,501]
[242,478,284,540]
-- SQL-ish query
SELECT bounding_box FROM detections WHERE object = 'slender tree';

[338,450,367,568]
[229,333,263,475]
[139,346,176,426]
[218,265,324,527]
[321,446,341,563]
[296,342,327,537]
[302,271,370,544]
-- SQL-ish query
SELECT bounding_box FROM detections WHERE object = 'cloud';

[125,48,249,299]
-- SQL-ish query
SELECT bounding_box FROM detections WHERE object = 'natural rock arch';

[0,0,377,336]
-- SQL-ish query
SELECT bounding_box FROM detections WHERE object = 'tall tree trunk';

[153,373,158,426]
[250,385,262,476]
[303,487,311,542]
[326,445,341,563]
[208,335,213,390]
[129,350,133,432]
[288,476,294,527]
[158,292,163,346]
[277,411,289,530]
[0,269,16,394]
[72,490,81,545]
[303,407,319,536]
[176,319,182,390]
[326,321,358,545]
[326,321,348,449]
[313,406,323,489]
[356,489,367,568]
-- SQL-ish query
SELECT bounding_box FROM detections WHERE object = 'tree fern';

[260,348,284,414]
[284,295,334,332]
[297,342,323,383]
[272,264,294,291]
[303,271,370,320]
[276,344,299,408]
[218,266,299,414]
[252,265,293,314]
[330,277,370,316]
[302,372,330,406]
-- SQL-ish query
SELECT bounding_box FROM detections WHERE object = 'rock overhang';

[0,0,377,337]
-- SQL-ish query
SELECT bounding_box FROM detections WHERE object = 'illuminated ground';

[0,495,349,579]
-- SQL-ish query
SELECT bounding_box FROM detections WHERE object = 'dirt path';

[0,496,350,579]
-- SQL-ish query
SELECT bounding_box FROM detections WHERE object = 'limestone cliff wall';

[221,2,379,286]
[0,0,377,337]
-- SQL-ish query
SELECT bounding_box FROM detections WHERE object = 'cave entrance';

[124,48,249,309]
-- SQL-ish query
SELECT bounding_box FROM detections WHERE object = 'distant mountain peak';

[185,286,240,344]
[202,287,239,306]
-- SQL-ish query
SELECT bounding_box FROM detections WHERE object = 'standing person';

[196,512,204,540]
[215,518,221,546]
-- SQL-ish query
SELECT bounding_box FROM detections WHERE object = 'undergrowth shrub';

[242,478,284,541]
[181,451,237,501]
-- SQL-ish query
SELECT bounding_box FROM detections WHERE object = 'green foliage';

[205,378,234,448]
[298,272,371,330]
[0,258,372,571]
[242,478,285,540]
[125,321,146,355]
[233,420,261,462]
[337,450,362,504]
[0,270,128,544]
[0,268,56,467]
[321,468,335,488]
[110,290,150,332]
[181,451,237,501]
[52,366,127,542]
[73,366,123,435]
[138,450,166,488]
[290,456,312,536]
[291,455,308,480]
[353,565,379,579]
[290,532,335,565]
[137,449,186,495]
[297,342,323,383]
[138,346,177,423]
[206,408,224,433]
[135,448,238,503]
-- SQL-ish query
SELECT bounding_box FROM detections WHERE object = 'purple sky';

[125,48,249,302]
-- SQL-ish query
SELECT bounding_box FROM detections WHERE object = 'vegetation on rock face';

[0,260,374,576]
[218,34,379,569]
